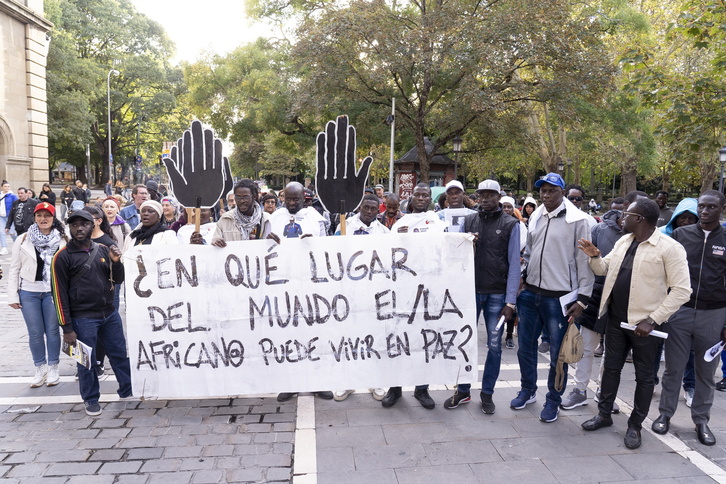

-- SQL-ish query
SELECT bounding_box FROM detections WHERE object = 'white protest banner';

[124,232,477,398]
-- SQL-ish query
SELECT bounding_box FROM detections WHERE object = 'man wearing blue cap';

[510,172,594,423]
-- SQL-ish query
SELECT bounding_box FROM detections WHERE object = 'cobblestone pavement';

[3,203,726,482]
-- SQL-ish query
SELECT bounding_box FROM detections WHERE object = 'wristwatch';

[576,301,588,310]
[505,303,516,310]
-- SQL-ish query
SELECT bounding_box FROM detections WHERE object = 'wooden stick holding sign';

[162,121,233,228]
[315,115,372,236]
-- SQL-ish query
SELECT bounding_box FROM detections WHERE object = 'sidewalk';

[2,232,726,482]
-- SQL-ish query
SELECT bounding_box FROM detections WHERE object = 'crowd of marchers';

[2,173,726,451]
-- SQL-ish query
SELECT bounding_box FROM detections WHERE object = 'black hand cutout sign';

[315,115,373,213]
[163,120,232,209]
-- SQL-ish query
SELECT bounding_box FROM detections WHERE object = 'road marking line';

[293,395,317,484]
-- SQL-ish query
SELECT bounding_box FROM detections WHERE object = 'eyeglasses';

[234,195,253,202]
[568,196,583,202]
[622,211,642,220]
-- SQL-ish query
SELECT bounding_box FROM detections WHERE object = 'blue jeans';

[19,290,61,366]
[72,311,132,404]
[458,293,505,396]
[516,289,569,405]
[0,215,7,248]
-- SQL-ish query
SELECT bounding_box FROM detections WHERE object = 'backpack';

[554,320,584,392]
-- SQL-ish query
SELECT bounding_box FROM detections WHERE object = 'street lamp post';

[719,146,726,194]
[452,136,463,181]
[107,69,120,184]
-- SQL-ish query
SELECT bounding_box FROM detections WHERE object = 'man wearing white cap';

[438,180,475,231]
[442,180,520,414]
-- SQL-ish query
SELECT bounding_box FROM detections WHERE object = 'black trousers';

[598,317,659,430]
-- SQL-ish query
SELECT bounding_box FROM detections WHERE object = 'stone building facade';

[0,0,51,191]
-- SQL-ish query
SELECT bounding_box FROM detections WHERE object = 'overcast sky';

[129,0,272,63]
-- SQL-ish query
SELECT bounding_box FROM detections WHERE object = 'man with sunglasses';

[578,198,690,449]
[566,185,597,229]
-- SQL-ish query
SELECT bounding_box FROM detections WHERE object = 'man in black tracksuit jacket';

[652,190,726,446]
[51,210,132,416]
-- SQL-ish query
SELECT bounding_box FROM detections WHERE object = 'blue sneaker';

[540,401,559,423]
[510,390,536,409]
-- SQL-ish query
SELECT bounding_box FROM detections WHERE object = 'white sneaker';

[333,389,355,401]
[0,247,8,255]
[30,365,47,388]
[46,364,60,386]
[369,388,386,401]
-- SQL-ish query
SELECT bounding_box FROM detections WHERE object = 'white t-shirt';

[268,207,327,238]
[391,211,448,233]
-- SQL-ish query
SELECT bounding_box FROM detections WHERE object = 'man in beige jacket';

[577,198,691,449]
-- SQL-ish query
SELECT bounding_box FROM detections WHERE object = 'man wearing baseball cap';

[510,172,594,423]
[51,210,132,416]
[443,180,520,414]
[437,180,475,231]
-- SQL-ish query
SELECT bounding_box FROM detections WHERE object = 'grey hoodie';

[523,198,594,303]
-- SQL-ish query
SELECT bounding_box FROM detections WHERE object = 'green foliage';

[45,0,187,183]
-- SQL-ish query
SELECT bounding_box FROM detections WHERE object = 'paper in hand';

[704,341,725,363]
[62,340,93,369]
[619,322,669,339]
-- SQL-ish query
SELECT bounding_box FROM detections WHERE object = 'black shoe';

[480,392,496,414]
[381,387,402,408]
[651,414,670,435]
[581,414,613,431]
[696,423,716,446]
[717,378,726,392]
[624,426,641,449]
[95,364,105,377]
[443,390,471,410]
[414,389,435,409]
[315,391,334,400]
[277,392,296,402]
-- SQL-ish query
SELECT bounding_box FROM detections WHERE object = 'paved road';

[2,199,726,483]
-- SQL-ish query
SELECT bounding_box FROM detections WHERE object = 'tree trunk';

[415,131,431,184]
[699,149,717,194]
[621,158,638,195]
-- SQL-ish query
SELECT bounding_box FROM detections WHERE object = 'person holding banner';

[390,183,448,235]
[437,180,475,232]
[121,200,178,252]
[652,190,726,446]
[51,210,132,416]
[268,181,333,402]
[442,180,520,414]
[212,179,271,246]
[331,193,389,402]
[268,182,327,239]
[383,183,446,410]
[578,198,690,449]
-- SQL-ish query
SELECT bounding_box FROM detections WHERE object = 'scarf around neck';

[27,224,61,283]
[232,202,262,240]
[130,221,167,245]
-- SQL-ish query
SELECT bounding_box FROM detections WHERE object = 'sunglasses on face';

[568,196,583,202]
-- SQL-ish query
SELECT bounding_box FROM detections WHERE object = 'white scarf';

[27,224,61,283]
